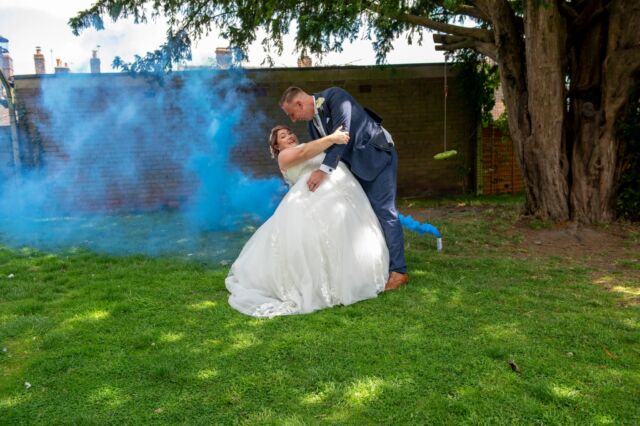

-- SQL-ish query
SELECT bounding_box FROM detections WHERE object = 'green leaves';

[111,29,193,73]
[68,0,446,71]
[451,49,500,128]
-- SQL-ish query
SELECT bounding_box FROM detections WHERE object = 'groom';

[280,86,409,291]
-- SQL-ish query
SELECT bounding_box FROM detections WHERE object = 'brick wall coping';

[13,62,454,89]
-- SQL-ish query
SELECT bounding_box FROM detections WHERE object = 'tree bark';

[477,0,529,176]
[564,0,640,222]
[486,0,639,223]
[403,0,640,223]
[567,0,611,222]
[479,0,570,220]
[519,0,570,220]
[598,0,640,220]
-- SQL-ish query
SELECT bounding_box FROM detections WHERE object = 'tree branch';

[433,34,468,44]
[367,3,494,42]
[433,34,497,60]
[399,12,494,42]
[434,0,490,21]
[181,1,210,30]
[457,4,490,21]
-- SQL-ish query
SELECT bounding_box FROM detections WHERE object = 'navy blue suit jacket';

[308,87,392,182]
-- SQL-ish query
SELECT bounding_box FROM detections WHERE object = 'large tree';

[70,0,640,223]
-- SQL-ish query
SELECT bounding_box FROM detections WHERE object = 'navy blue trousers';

[357,149,407,274]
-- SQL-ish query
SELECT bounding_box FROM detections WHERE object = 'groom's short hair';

[280,86,305,106]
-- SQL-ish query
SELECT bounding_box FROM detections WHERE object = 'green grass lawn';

[1,198,639,424]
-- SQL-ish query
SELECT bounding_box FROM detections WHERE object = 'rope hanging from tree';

[434,56,458,160]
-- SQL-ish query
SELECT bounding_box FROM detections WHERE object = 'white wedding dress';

[225,145,389,318]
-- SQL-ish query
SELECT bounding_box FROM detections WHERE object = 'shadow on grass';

[1,243,639,424]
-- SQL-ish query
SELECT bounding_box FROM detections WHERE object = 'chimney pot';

[33,46,46,74]
[297,55,313,68]
[90,50,101,73]
[214,47,232,69]
[54,59,70,74]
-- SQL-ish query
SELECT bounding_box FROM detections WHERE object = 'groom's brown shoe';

[384,272,409,292]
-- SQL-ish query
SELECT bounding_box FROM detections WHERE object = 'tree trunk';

[520,0,570,221]
[567,0,611,222]
[597,0,640,220]
[433,0,639,223]
[479,0,536,212]
[493,0,639,223]
[566,0,640,222]
[483,0,571,221]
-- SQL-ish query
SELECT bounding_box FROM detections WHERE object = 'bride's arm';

[278,127,349,171]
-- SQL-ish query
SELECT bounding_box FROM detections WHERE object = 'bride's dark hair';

[268,125,294,159]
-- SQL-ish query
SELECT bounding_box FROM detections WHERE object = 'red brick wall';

[480,124,524,195]
[231,65,478,196]
[12,64,478,211]
[14,78,201,211]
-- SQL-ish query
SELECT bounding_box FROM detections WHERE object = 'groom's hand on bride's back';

[331,126,350,144]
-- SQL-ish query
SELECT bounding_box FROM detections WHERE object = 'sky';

[0,0,445,75]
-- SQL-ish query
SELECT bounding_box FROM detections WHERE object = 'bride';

[225,125,389,318]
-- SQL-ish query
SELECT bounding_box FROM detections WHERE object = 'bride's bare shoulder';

[278,144,305,170]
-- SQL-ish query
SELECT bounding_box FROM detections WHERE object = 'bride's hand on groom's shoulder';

[331,126,350,145]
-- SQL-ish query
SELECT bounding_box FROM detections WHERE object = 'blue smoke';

[0,70,286,260]
[399,213,442,251]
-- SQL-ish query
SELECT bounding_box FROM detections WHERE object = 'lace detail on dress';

[252,301,299,318]
[270,224,300,308]
[308,200,336,306]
